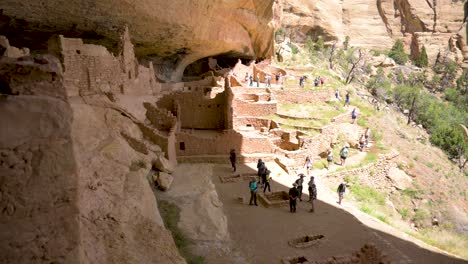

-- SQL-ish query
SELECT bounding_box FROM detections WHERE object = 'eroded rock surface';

[0,0,280,81]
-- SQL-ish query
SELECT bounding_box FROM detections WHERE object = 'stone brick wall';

[159,87,227,130]
[233,99,277,117]
[175,130,275,156]
[56,29,159,98]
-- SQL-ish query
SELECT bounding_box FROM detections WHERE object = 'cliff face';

[0,33,186,264]
[281,0,467,65]
[0,0,280,81]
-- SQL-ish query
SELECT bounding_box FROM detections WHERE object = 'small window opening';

[179,142,185,150]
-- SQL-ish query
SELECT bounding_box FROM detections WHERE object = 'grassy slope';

[274,45,468,259]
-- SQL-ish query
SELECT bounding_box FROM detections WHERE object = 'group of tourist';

[245,72,283,88]
[314,76,325,87]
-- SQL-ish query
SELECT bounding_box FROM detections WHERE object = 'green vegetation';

[350,183,386,206]
[409,229,468,259]
[414,46,428,68]
[157,200,205,264]
[388,39,408,65]
[130,159,147,171]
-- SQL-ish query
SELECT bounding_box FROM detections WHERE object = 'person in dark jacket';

[309,183,317,212]
[289,183,299,213]
[295,174,305,201]
[229,149,236,172]
[337,181,347,205]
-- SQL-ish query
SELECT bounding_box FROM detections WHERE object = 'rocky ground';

[158,160,467,264]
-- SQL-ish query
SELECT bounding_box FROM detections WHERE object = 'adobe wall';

[54,29,159,98]
[233,99,277,117]
[272,89,333,104]
[176,130,275,156]
[159,87,227,130]
[233,117,274,130]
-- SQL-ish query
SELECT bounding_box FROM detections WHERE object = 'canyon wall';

[0,33,185,263]
[281,0,467,65]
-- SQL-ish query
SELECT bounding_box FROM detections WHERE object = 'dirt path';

[209,161,467,264]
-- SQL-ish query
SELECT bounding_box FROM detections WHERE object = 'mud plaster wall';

[165,88,227,130]
[0,57,80,263]
[56,34,159,98]
[176,131,275,156]
[233,99,277,117]
[233,117,272,130]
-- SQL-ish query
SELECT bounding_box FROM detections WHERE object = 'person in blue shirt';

[249,178,258,206]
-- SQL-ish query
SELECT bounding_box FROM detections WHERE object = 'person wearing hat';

[289,183,300,213]
[337,181,347,205]
[295,174,305,201]
[340,144,349,166]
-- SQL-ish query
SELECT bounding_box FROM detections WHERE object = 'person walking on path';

[351,108,358,124]
[229,149,237,172]
[340,145,349,166]
[303,156,313,176]
[295,174,305,201]
[249,178,258,206]
[359,134,366,152]
[337,181,347,205]
[289,183,299,213]
[307,176,315,201]
[364,127,371,145]
[257,159,264,182]
[335,89,340,100]
[309,183,317,212]
[344,92,350,107]
[249,74,253,86]
[263,170,271,193]
[326,149,333,169]
[256,73,260,87]
[258,162,268,187]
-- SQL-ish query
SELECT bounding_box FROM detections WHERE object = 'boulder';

[157,172,174,191]
[387,167,413,190]
[153,153,175,173]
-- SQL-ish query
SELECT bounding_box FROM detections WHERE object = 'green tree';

[388,39,409,65]
[415,46,428,68]
[315,38,325,51]
[343,36,350,50]
[366,67,392,101]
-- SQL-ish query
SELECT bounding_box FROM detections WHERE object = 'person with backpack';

[340,145,349,166]
[307,176,315,201]
[289,183,299,213]
[229,149,237,172]
[314,77,319,87]
[359,134,366,151]
[303,156,313,176]
[258,162,268,187]
[309,182,317,212]
[364,127,371,145]
[249,178,258,206]
[337,181,347,205]
[351,108,358,124]
[263,170,272,193]
[344,93,350,107]
[295,174,305,201]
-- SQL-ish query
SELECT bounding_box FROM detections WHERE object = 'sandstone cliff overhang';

[0,0,279,81]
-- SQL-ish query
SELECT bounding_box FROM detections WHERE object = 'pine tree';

[388,39,408,65]
[415,46,428,68]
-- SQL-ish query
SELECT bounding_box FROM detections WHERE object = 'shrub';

[350,184,386,206]
[388,39,408,65]
[414,46,428,68]
[398,207,410,220]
